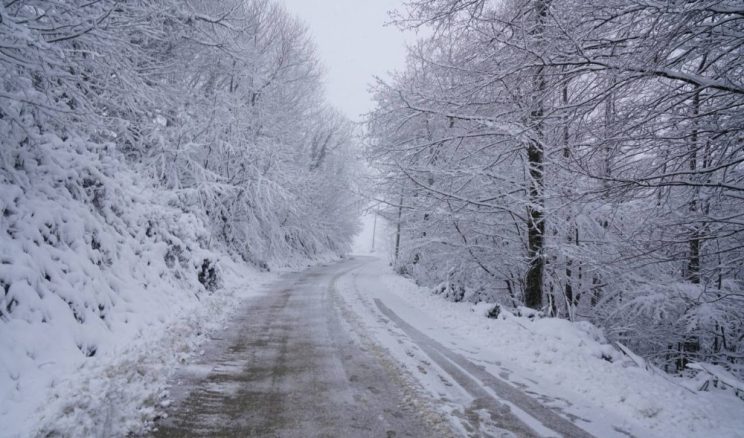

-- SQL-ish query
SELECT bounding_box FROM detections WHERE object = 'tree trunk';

[687,90,701,284]
[561,78,577,319]
[524,0,548,311]
[394,190,403,269]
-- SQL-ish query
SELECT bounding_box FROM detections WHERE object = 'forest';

[366,0,744,377]
[0,2,361,432]
[0,0,361,314]
[1,0,361,267]
[2,0,744,435]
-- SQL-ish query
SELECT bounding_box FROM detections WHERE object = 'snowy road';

[149,257,596,437]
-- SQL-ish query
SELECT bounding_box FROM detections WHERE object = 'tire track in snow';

[328,264,458,438]
[147,259,449,437]
[373,299,596,438]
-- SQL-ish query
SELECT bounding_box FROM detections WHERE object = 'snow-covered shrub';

[514,306,543,320]
[0,128,237,434]
[197,258,221,292]
[485,304,501,319]
[432,281,466,302]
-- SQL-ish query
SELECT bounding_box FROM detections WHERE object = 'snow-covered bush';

[432,281,466,302]
[485,304,501,319]
[0,128,232,434]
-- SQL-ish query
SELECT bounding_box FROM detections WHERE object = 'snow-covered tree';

[368,0,744,376]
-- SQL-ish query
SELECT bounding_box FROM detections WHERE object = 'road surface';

[148,257,595,437]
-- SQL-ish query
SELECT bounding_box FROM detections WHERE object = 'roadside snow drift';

[337,257,744,438]
[0,136,272,437]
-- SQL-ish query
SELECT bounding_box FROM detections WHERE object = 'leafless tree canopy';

[367,0,744,376]
[1,0,362,267]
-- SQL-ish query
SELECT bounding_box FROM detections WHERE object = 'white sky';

[279,0,414,122]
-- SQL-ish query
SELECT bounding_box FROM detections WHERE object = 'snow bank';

[342,258,744,438]
[0,135,273,437]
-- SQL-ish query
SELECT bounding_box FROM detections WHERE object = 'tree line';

[367,0,744,375]
[1,0,360,267]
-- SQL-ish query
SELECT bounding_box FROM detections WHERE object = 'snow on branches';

[367,0,744,378]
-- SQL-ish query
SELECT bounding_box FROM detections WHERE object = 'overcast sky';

[280,0,414,122]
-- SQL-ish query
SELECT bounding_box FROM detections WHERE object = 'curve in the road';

[148,259,447,438]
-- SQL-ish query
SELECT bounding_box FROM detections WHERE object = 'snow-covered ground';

[344,214,744,437]
[12,265,276,438]
[0,137,282,437]
[336,257,744,437]
[1,246,278,438]
[5,204,741,437]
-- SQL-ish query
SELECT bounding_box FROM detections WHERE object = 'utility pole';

[370,210,377,253]
[394,191,403,268]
